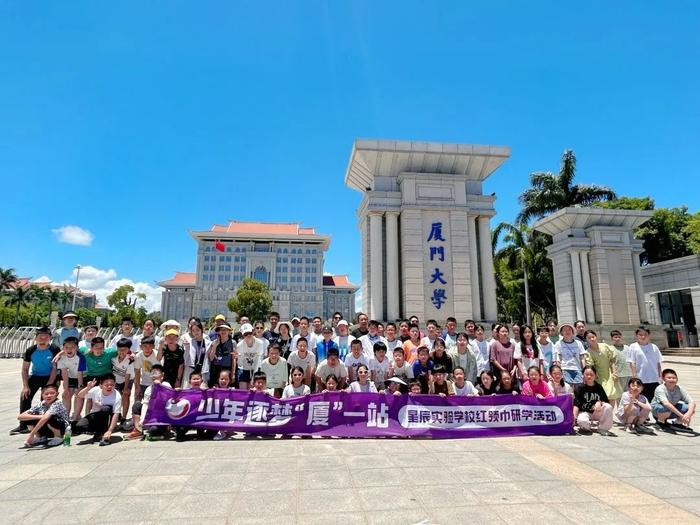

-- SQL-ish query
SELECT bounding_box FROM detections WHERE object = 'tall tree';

[28,285,46,326]
[517,150,617,224]
[227,278,273,323]
[4,286,32,326]
[0,267,18,291]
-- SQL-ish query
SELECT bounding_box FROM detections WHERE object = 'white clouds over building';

[52,225,94,246]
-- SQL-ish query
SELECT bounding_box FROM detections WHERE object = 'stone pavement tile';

[0,451,23,465]
[84,459,155,478]
[365,509,432,525]
[297,441,345,456]
[492,462,559,481]
[299,488,362,513]
[58,474,136,498]
[109,447,167,461]
[682,458,700,474]
[405,466,463,486]
[0,477,67,500]
[623,476,700,499]
[557,445,616,462]
[145,458,204,475]
[431,504,506,524]
[388,452,435,468]
[666,497,700,516]
[121,474,191,495]
[493,503,574,524]
[241,469,298,491]
[23,496,113,524]
[229,516,290,525]
[345,454,394,470]
[576,482,658,507]
[635,445,700,459]
[469,481,541,505]
[0,498,43,522]
[251,441,299,457]
[450,437,510,451]
[596,444,648,460]
[95,494,180,521]
[673,475,700,491]
[329,441,386,456]
[299,511,367,525]
[0,479,19,493]
[376,440,428,455]
[356,486,420,511]
[349,467,406,487]
[615,503,700,524]
[298,468,353,490]
[551,502,638,524]
[296,454,346,471]
[247,457,299,472]
[0,462,52,480]
[195,457,250,474]
[233,489,298,516]
[535,436,584,449]
[421,439,473,453]
[470,450,530,466]
[585,460,659,478]
[161,493,234,519]
[415,484,479,507]
[532,481,597,503]
[31,461,102,479]
[447,464,509,484]
[180,474,245,493]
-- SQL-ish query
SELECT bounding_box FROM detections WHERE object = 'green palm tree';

[46,288,61,312]
[4,286,31,326]
[0,267,19,291]
[517,150,617,225]
[28,285,47,326]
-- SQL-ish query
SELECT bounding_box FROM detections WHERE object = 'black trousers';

[19,375,52,429]
[76,407,113,438]
[643,382,659,402]
[32,415,66,438]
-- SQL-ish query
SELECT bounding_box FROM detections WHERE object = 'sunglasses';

[255,326,264,330]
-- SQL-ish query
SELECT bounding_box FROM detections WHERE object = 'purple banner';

[144,385,574,439]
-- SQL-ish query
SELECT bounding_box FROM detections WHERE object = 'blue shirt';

[23,344,60,376]
[315,339,339,363]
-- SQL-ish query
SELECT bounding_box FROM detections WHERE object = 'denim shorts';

[563,369,583,385]
[651,401,688,415]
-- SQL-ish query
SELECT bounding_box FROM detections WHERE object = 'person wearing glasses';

[331,312,343,336]
[253,322,270,358]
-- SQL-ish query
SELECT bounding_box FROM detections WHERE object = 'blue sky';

[1,1,698,310]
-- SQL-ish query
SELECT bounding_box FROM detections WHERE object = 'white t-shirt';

[315,359,348,381]
[260,357,288,389]
[420,336,437,352]
[288,350,316,373]
[454,381,479,396]
[333,334,355,358]
[514,343,542,371]
[386,339,403,352]
[57,353,84,379]
[344,352,370,380]
[390,361,414,381]
[369,357,391,388]
[109,333,135,348]
[443,332,458,351]
[282,383,310,399]
[134,351,162,386]
[349,381,378,393]
[86,386,122,414]
[629,342,663,383]
[132,333,160,353]
[359,334,388,358]
[553,339,586,371]
[469,340,490,373]
[236,338,264,371]
[111,356,135,384]
[142,381,171,418]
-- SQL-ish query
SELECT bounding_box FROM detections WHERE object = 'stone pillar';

[631,251,647,323]
[468,215,482,321]
[369,212,384,320]
[570,251,586,321]
[579,251,595,323]
[385,211,400,321]
[478,216,497,320]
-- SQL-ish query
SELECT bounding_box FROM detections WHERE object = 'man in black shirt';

[351,312,369,339]
[262,311,280,345]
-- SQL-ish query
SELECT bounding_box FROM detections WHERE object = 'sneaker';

[46,437,63,447]
[121,420,134,433]
[124,429,143,440]
[599,430,613,437]
[636,425,655,435]
[213,431,229,441]
[98,438,111,446]
[622,425,635,433]
[9,425,28,435]
[655,421,670,431]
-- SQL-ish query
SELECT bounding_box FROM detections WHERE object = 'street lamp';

[71,265,82,310]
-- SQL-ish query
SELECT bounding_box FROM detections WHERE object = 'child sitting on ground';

[412,346,434,394]
[384,377,406,396]
[17,384,69,448]
[174,371,208,442]
[349,364,377,393]
[75,373,122,445]
[616,377,653,434]
[369,342,390,390]
[408,380,422,394]
[344,339,369,383]
[250,370,274,395]
[652,368,696,431]
[283,366,311,398]
[125,364,171,440]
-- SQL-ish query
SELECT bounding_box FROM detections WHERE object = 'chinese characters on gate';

[427,222,447,309]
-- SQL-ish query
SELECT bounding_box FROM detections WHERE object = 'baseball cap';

[240,323,254,335]
[165,328,179,336]
[214,314,226,321]
[337,319,349,327]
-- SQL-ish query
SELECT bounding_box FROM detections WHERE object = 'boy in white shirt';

[332,320,355,361]
[287,337,316,387]
[56,336,86,420]
[133,335,161,401]
[369,341,391,391]
[344,339,369,383]
[260,343,288,397]
[112,338,135,423]
[126,364,171,441]
[75,374,122,445]
[389,347,413,391]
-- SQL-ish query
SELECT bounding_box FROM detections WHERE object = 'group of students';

[10,310,697,446]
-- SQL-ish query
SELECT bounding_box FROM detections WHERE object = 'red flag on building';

[215,240,225,252]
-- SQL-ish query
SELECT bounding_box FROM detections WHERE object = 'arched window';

[252,265,269,285]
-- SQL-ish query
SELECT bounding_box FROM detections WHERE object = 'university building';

[158,221,357,323]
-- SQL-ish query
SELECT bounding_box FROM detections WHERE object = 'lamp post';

[71,265,82,310]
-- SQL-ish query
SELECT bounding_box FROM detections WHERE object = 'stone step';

[661,347,700,357]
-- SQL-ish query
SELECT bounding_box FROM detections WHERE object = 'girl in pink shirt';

[521,366,554,399]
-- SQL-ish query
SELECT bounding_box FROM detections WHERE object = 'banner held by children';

[145,384,574,439]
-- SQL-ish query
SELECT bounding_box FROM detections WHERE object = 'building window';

[253,265,269,285]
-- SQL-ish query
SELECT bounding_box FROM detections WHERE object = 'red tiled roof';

[159,271,196,287]
[322,274,356,288]
[210,221,316,236]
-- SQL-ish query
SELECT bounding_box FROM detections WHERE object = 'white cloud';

[59,265,163,312]
[52,225,94,246]
[34,276,52,283]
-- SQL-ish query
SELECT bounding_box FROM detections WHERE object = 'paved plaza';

[0,359,699,524]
